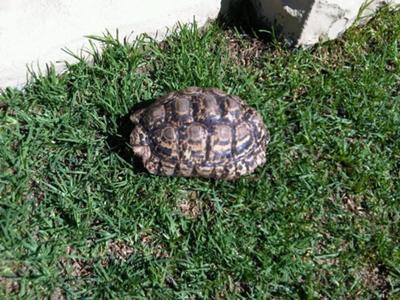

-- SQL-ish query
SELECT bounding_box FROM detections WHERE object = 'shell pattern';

[129,87,269,179]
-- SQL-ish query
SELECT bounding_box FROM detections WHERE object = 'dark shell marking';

[130,87,269,179]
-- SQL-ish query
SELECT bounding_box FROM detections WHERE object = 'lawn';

[1,6,400,299]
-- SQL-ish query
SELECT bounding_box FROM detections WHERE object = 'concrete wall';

[247,0,400,46]
[0,0,220,89]
[298,0,400,46]
[0,0,398,89]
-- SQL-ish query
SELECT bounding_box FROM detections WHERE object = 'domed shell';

[130,87,269,179]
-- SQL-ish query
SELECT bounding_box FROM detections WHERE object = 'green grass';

[1,6,400,299]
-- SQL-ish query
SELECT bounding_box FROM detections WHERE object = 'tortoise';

[129,87,269,179]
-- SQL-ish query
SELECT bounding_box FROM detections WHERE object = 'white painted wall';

[0,0,220,89]
[0,0,398,89]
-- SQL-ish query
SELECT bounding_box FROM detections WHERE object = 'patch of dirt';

[60,246,93,278]
[176,190,215,220]
[107,240,135,261]
[139,233,169,259]
[178,200,201,220]
[312,239,341,267]
[152,245,169,259]
[217,279,251,298]
[140,233,153,246]
[224,30,267,68]
[0,277,19,295]
[314,45,346,70]
[231,281,251,297]
[68,259,93,278]
[50,287,66,300]
[177,190,202,219]
[341,193,367,216]
[359,264,390,298]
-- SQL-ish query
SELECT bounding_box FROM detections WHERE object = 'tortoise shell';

[129,87,269,179]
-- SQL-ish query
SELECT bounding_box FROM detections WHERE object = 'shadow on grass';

[106,101,154,173]
[217,0,278,44]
